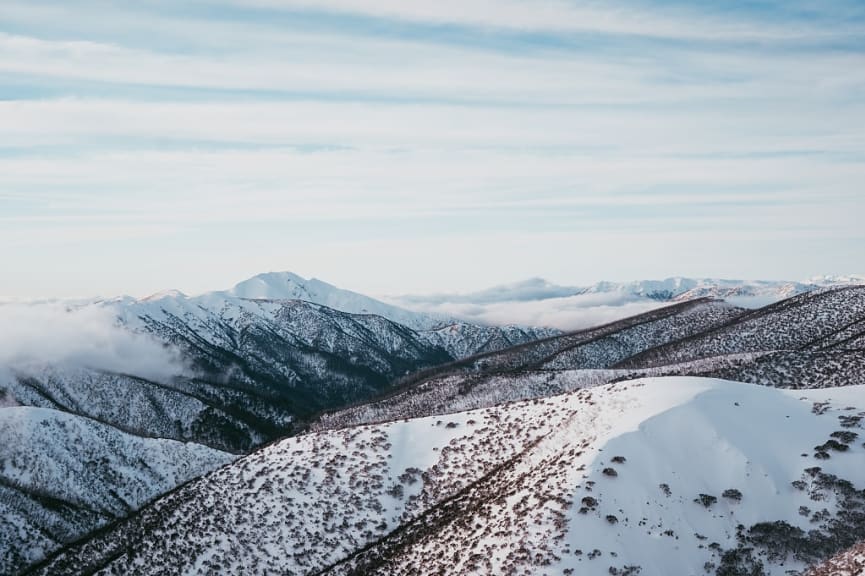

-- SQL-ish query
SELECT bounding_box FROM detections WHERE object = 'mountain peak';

[140,289,188,302]
[226,271,315,300]
[217,271,447,331]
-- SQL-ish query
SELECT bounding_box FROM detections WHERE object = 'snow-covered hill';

[322,287,865,430]
[26,378,865,576]
[0,407,234,574]
[618,285,865,370]
[418,322,558,359]
[314,298,745,429]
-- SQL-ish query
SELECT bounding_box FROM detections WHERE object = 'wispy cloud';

[221,0,865,42]
[0,0,863,297]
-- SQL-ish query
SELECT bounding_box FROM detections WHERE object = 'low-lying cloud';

[398,292,669,330]
[0,302,187,382]
[396,278,584,306]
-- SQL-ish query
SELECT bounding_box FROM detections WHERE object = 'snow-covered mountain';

[3,298,453,453]
[26,378,865,576]
[388,275,865,329]
[397,275,865,305]
[219,271,449,331]
[418,322,559,359]
[0,272,561,572]
[6,276,865,576]
[1,273,557,454]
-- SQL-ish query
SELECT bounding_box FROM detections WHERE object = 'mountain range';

[3,272,865,575]
[388,275,865,329]
[0,272,555,573]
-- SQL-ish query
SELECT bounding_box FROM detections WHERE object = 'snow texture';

[25,378,865,576]
[0,407,234,574]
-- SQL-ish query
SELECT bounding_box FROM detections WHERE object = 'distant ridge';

[393,275,865,306]
[387,275,865,329]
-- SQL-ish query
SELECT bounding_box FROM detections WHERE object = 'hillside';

[617,286,865,369]
[25,378,865,576]
[313,298,744,429]
[316,287,865,430]
[418,322,559,359]
[0,407,234,575]
[390,298,743,385]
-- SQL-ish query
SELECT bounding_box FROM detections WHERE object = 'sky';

[1,0,864,300]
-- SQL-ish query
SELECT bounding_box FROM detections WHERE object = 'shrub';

[722,489,743,502]
[602,468,618,478]
[815,439,849,452]
[385,484,404,499]
[831,430,859,443]
[839,415,862,428]
[694,494,718,508]
[611,456,627,464]
[812,402,830,415]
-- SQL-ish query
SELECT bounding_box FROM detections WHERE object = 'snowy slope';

[26,378,865,576]
[314,300,747,430]
[418,322,559,359]
[321,288,865,431]
[0,406,234,574]
[619,285,865,369]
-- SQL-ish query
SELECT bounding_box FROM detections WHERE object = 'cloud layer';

[0,303,186,382]
[392,291,668,331]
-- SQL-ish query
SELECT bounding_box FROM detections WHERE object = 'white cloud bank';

[392,292,669,331]
[0,303,186,382]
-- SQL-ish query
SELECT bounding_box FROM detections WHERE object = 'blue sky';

[1,0,863,298]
